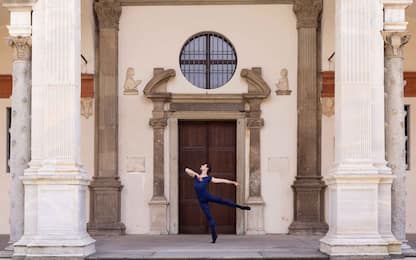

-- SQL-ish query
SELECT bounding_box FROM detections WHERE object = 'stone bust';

[276,68,291,95]
[123,67,142,95]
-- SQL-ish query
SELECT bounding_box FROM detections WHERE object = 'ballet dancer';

[185,163,251,243]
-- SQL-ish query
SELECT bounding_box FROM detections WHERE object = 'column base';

[320,234,389,257]
[13,235,95,259]
[17,170,96,258]
[149,196,169,234]
[245,196,265,235]
[321,171,393,257]
[289,176,328,235]
[88,177,126,236]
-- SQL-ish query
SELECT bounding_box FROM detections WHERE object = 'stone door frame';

[143,67,271,234]
[168,114,246,234]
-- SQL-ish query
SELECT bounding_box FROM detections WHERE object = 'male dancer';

[185,163,251,243]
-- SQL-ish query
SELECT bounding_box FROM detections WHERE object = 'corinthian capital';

[94,0,122,30]
[8,36,31,61]
[293,0,323,29]
[383,32,411,57]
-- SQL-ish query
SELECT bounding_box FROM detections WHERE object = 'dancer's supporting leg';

[208,194,251,210]
[199,202,217,243]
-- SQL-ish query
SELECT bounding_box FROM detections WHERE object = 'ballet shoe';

[211,233,218,243]
[242,206,251,210]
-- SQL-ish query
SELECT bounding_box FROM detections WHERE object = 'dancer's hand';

[234,181,239,187]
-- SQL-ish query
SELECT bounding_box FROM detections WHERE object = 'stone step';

[86,249,329,260]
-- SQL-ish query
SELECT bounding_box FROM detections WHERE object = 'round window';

[179,32,237,89]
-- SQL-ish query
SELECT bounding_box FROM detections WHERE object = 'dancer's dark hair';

[205,163,212,174]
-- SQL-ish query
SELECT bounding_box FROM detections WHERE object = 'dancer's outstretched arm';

[185,168,200,179]
[212,177,239,187]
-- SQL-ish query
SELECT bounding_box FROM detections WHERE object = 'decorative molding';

[0,74,94,99]
[383,32,411,57]
[382,0,413,31]
[143,68,175,98]
[321,97,334,117]
[94,0,122,30]
[123,67,142,95]
[293,0,322,29]
[275,68,292,95]
[8,37,31,61]
[241,67,271,99]
[121,0,293,5]
[81,98,94,119]
[321,71,416,98]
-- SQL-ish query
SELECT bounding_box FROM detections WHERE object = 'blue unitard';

[193,176,246,240]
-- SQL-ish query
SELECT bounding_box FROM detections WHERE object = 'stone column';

[88,0,126,235]
[289,0,328,235]
[382,0,413,252]
[13,0,95,258]
[384,32,411,250]
[2,0,35,248]
[320,0,394,256]
[7,36,31,249]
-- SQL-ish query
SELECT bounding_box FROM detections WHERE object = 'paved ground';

[0,234,415,259]
[88,234,327,259]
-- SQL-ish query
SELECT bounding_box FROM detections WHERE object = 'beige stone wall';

[118,4,298,234]
[0,7,12,74]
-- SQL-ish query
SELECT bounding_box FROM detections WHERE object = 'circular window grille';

[179,32,237,89]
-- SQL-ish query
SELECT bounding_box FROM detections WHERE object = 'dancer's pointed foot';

[241,205,251,210]
[211,233,218,243]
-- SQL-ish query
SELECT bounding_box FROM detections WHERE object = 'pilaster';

[144,68,175,234]
[289,0,328,235]
[88,0,126,235]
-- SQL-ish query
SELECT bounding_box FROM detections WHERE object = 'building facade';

[0,0,415,258]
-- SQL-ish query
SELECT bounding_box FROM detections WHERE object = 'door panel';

[179,121,236,234]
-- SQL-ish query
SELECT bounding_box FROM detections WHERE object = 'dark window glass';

[180,32,237,89]
[6,107,11,173]
[405,105,410,170]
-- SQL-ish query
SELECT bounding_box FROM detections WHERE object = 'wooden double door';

[179,121,237,234]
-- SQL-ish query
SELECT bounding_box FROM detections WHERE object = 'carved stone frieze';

[8,36,31,61]
[293,0,322,28]
[94,0,122,30]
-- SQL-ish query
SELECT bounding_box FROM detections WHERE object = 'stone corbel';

[144,68,176,234]
[94,0,122,30]
[241,67,271,99]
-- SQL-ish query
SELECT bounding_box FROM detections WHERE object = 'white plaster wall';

[119,5,298,234]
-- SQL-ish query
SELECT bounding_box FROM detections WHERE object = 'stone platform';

[88,234,327,260]
[1,234,416,259]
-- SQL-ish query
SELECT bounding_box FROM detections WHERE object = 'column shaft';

[8,37,31,245]
[384,32,411,248]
